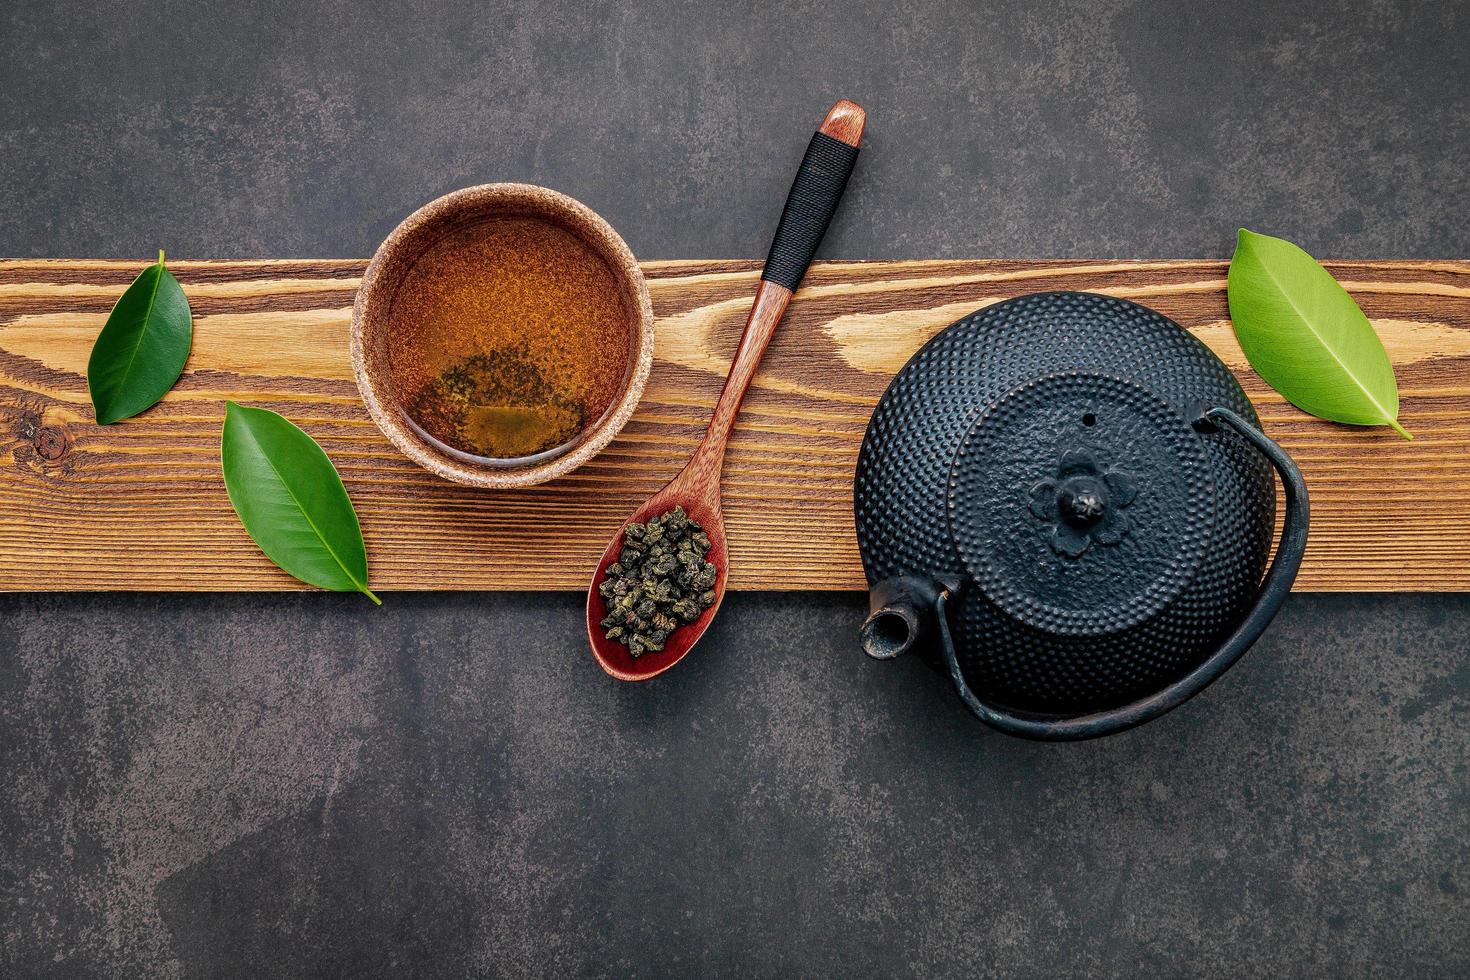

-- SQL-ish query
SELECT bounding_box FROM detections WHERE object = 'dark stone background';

[2,1,1466,976]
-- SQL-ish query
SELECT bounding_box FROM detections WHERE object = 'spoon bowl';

[585,464,727,680]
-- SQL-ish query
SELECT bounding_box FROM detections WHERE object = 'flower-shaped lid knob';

[1028,448,1137,555]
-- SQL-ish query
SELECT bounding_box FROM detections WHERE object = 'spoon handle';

[697,100,866,465]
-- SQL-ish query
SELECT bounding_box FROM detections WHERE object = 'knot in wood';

[33,426,66,460]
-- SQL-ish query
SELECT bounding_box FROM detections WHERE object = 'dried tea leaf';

[596,505,717,657]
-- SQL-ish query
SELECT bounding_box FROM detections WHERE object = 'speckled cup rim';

[350,183,655,488]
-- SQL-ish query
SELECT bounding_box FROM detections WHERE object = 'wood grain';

[2,258,1467,593]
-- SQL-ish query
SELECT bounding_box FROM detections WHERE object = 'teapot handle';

[932,406,1309,740]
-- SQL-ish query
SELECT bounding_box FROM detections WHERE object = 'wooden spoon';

[587,99,866,681]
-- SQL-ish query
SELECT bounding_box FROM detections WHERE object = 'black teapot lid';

[855,292,1309,740]
[949,372,1215,637]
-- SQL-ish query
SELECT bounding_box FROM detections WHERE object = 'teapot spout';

[861,575,959,660]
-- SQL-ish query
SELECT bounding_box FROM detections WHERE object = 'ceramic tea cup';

[351,183,654,488]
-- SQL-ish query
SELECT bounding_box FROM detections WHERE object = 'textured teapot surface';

[855,292,1278,718]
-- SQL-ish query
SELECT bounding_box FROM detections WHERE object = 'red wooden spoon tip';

[819,100,866,147]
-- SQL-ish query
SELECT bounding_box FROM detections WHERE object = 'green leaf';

[87,250,193,424]
[1227,229,1410,439]
[221,402,381,604]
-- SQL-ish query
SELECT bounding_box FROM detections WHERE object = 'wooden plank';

[1,257,1467,593]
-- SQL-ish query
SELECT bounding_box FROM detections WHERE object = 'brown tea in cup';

[382,215,635,465]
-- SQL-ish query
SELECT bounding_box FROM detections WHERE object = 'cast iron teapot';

[855,291,1308,740]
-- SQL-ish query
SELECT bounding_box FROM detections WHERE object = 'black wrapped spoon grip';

[761,105,863,291]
